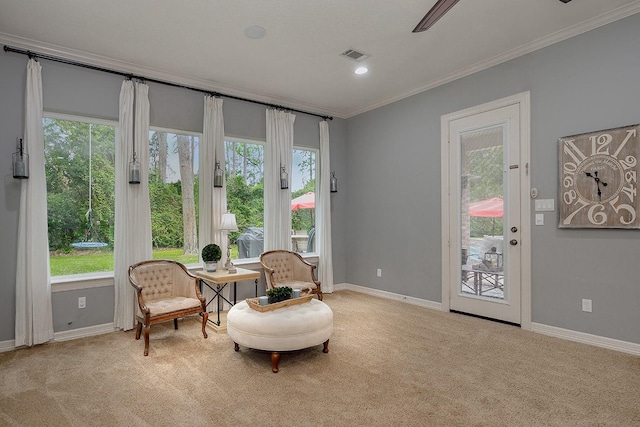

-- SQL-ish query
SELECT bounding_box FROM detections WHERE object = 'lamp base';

[224,248,237,273]
[225,260,237,274]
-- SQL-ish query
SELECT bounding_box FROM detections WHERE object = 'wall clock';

[559,124,640,229]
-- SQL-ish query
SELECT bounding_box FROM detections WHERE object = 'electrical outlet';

[78,296,86,309]
[376,268,382,277]
[581,298,592,312]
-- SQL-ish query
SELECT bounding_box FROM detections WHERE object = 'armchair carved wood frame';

[128,260,208,356]
[259,250,323,300]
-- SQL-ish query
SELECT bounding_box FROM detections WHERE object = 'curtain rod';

[3,45,333,121]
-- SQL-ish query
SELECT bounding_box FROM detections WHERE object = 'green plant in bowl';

[201,243,222,272]
[267,286,293,303]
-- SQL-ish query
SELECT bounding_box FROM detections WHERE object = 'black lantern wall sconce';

[330,171,338,193]
[280,165,289,189]
[13,138,29,179]
[214,160,223,188]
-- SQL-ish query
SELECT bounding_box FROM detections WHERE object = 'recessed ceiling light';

[355,66,368,75]
[244,25,266,39]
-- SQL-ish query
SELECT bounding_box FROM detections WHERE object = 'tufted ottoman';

[227,298,333,372]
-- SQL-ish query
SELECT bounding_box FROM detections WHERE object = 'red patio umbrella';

[469,197,503,218]
[291,192,315,210]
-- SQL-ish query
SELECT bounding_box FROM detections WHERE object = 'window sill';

[51,272,114,292]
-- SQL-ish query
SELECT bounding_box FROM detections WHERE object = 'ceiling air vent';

[341,49,368,62]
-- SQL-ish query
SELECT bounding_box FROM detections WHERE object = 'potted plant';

[202,243,222,272]
[267,286,293,303]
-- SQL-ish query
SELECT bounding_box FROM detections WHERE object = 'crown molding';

[345,2,640,118]
[0,32,338,119]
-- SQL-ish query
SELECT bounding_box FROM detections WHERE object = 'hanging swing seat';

[71,241,108,249]
[71,208,108,250]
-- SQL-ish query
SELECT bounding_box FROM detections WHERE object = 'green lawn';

[50,247,239,276]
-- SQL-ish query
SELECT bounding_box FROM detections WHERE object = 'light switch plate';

[535,199,555,212]
[535,214,544,225]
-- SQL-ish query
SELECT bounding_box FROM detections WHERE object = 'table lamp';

[220,212,239,273]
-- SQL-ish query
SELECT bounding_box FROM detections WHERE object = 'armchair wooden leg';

[135,321,142,340]
[143,324,150,356]
[317,291,323,301]
[201,312,208,339]
[323,339,330,353]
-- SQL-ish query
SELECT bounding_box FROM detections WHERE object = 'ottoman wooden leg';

[271,352,280,373]
[234,342,240,351]
[323,339,330,353]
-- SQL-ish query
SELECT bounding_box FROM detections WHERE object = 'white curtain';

[113,80,152,331]
[264,109,295,250]
[15,58,54,347]
[317,120,334,293]
[200,96,229,309]
[200,96,227,259]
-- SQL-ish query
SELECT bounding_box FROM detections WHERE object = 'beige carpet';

[1,290,639,426]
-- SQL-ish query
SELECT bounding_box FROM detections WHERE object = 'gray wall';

[345,13,640,344]
[0,53,347,341]
[3,12,638,346]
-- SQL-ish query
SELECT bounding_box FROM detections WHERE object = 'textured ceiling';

[1,0,639,118]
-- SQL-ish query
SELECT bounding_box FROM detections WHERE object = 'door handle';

[510,239,518,246]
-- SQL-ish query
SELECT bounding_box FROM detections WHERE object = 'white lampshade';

[220,213,238,232]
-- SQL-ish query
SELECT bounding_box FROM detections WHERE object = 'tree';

[177,134,197,254]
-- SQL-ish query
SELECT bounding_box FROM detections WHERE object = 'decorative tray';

[246,294,313,312]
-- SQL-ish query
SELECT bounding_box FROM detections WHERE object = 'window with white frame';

[148,128,201,264]
[44,114,116,276]
[225,138,265,260]
[291,148,317,253]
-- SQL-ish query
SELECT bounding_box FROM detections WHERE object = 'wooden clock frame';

[558,124,640,229]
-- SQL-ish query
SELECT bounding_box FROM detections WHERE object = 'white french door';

[441,93,531,326]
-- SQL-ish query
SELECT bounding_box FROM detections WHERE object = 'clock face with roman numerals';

[559,124,640,229]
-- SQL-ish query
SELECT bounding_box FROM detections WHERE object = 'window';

[225,138,264,259]
[291,148,317,253]
[44,114,116,276]
[148,128,200,264]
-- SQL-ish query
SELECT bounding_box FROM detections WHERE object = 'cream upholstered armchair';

[259,250,323,300]
[128,260,208,356]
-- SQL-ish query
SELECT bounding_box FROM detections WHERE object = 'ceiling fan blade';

[413,0,461,33]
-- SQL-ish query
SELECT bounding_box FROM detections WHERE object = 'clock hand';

[585,171,607,201]
[594,171,608,187]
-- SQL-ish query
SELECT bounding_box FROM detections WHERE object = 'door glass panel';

[459,125,506,300]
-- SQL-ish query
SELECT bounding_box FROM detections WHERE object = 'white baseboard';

[53,323,117,342]
[336,283,639,357]
[334,283,443,311]
[0,339,16,353]
[532,323,640,357]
